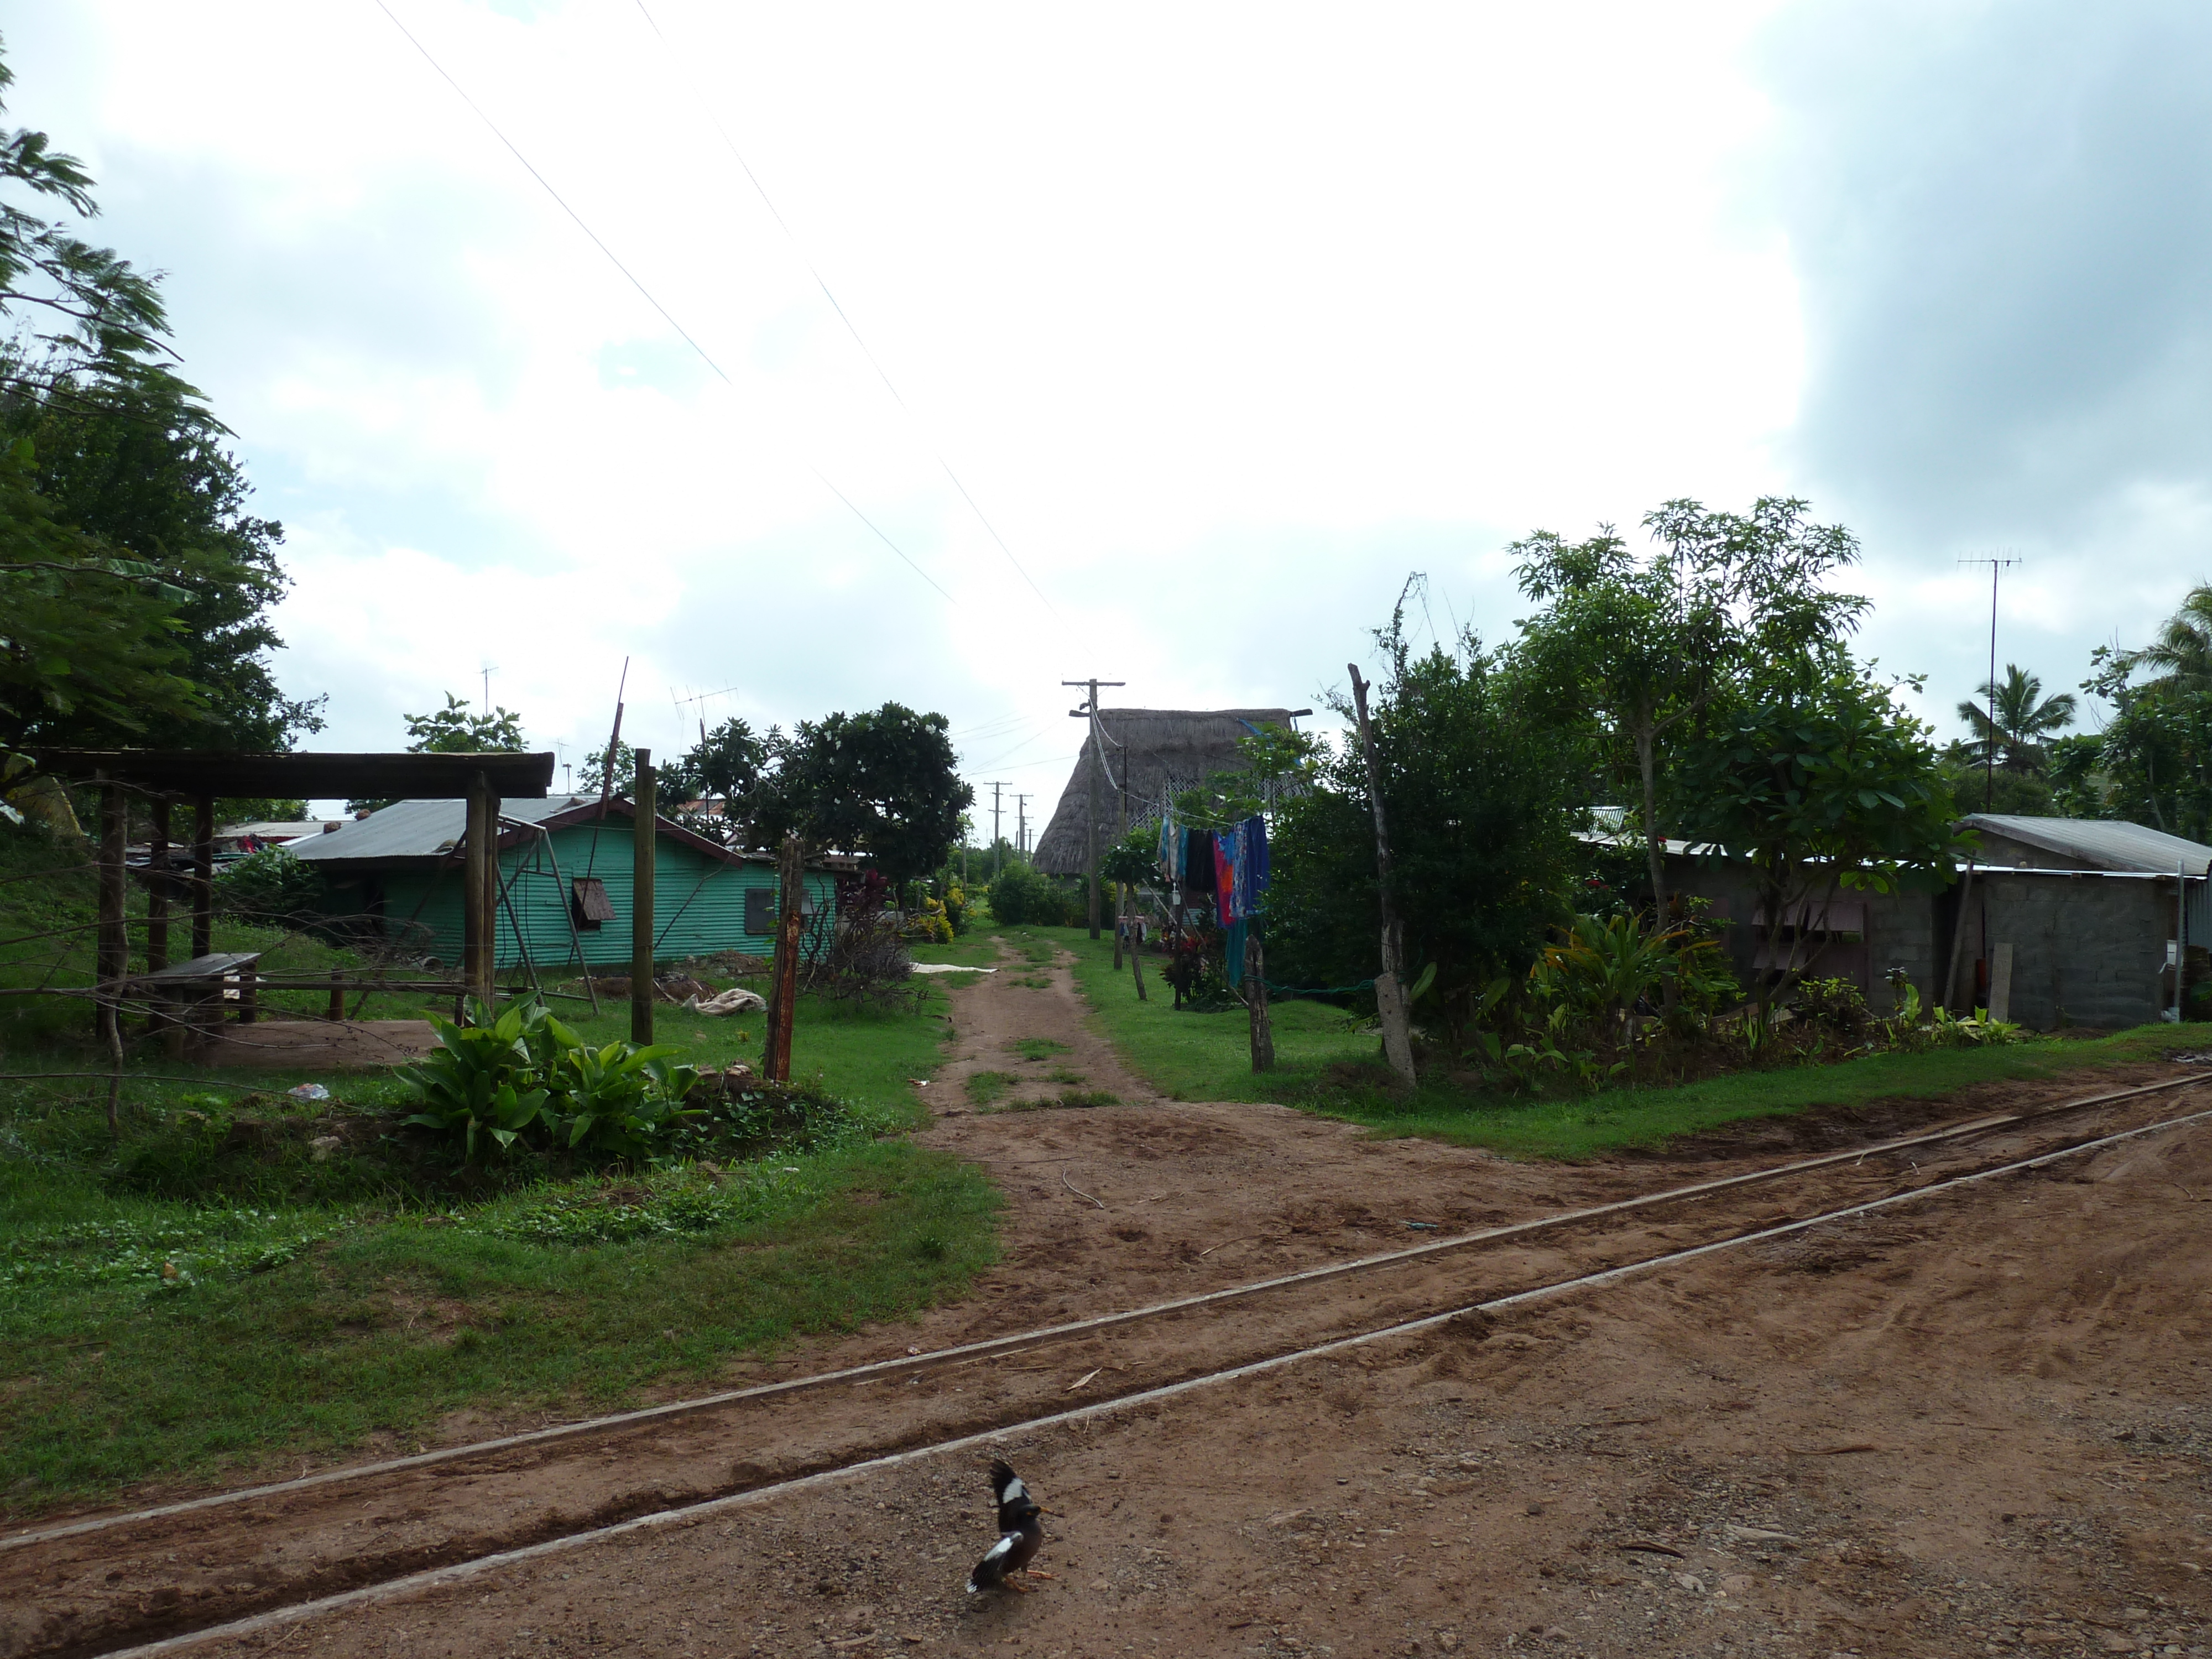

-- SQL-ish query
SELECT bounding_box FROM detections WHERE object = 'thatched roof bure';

[1031,708,1297,875]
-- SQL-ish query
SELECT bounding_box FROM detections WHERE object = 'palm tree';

[2125,583,2212,688]
[1955,664,2077,773]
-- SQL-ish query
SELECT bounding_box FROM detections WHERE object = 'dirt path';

[8,938,2211,1658]
[139,1075,2212,1659]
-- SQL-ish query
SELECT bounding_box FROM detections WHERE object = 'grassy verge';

[1034,924,2212,1159]
[0,894,995,1511]
[1,1137,996,1507]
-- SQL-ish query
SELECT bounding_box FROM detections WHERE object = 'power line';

[371,0,955,607]
[629,0,1060,621]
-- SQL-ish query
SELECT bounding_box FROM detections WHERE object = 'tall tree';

[754,703,972,889]
[0,38,317,760]
[1266,612,1582,1048]
[1512,497,1869,928]
[1674,659,1965,1021]
[1954,664,2075,775]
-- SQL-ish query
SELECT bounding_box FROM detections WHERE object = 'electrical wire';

[629,0,1061,621]
[371,0,956,607]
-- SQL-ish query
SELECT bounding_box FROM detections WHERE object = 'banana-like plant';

[395,999,551,1161]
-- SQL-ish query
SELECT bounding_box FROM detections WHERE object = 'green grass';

[965,1070,1016,1106]
[0,826,1000,1512]
[1,1138,997,1507]
[1032,924,2212,1160]
[1005,1037,1071,1063]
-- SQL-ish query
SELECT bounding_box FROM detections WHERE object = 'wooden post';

[1086,686,1102,940]
[327,969,345,1022]
[764,833,804,1081]
[462,772,495,1013]
[96,778,127,1063]
[633,749,655,1044]
[146,796,170,1039]
[1129,891,1147,1001]
[1347,664,1416,1088]
[191,795,214,960]
[146,798,170,976]
[1245,929,1274,1071]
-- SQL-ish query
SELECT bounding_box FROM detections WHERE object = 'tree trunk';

[1128,889,1146,1000]
[764,833,805,1081]
[1245,930,1275,1071]
[1635,721,1679,1015]
[1348,663,1416,1088]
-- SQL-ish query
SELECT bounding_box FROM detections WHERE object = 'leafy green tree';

[0,367,323,751]
[0,435,203,750]
[0,41,318,760]
[1512,498,1868,927]
[406,693,525,754]
[1266,615,1583,1045]
[2049,595,2212,838]
[1674,660,1965,1020]
[1953,664,2075,778]
[754,702,972,888]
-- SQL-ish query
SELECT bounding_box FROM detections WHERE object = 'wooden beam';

[31,748,554,800]
[632,749,654,1044]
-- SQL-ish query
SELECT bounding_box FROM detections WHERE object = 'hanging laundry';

[1212,833,1234,927]
[1224,917,1249,987]
[1157,804,1178,881]
[1234,815,1269,917]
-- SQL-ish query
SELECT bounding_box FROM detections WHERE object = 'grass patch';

[964,1071,1016,1107]
[1037,925,2212,1159]
[1005,1037,1071,1063]
[0,1137,998,1510]
[1045,1066,1086,1084]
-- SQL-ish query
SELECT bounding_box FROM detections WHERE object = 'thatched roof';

[1032,708,1298,874]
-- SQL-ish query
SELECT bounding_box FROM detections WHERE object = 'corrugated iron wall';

[371,823,832,969]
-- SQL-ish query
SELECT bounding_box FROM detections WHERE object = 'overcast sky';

[8,1,2208,818]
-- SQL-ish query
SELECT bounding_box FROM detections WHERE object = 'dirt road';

[9,938,2211,1658]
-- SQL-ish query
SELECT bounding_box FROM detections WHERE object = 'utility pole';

[481,663,498,716]
[1016,794,1031,861]
[982,781,1010,879]
[1958,556,2021,813]
[1065,678,1126,939]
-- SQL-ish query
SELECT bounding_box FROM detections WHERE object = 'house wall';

[328,825,832,969]
[1970,871,2174,1030]
[1663,852,2178,1029]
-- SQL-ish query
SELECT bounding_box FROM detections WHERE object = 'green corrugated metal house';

[293,794,833,969]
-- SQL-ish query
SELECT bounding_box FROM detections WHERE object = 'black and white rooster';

[966,1459,1053,1593]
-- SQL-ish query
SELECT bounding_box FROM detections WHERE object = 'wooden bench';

[127,951,263,1050]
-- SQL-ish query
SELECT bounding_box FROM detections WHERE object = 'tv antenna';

[1959,555,2022,812]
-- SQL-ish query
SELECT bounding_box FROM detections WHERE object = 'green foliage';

[1674,660,1966,1012]
[0,435,205,751]
[393,998,701,1164]
[1512,498,1870,912]
[1266,613,1582,1037]
[0,48,317,759]
[211,845,324,926]
[1954,664,2075,773]
[753,702,972,885]
[899,895,954,944]
[986,862,1082,926]
[405,693,526,754]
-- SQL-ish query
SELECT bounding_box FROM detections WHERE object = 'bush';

[987,863,1084,926]
[395,998,700,1162]
[899,895,954,944]
[212,846,324,926]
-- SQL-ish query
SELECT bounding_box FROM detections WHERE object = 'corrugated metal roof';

[1964,814,2212,874]
[292,795,596,863]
